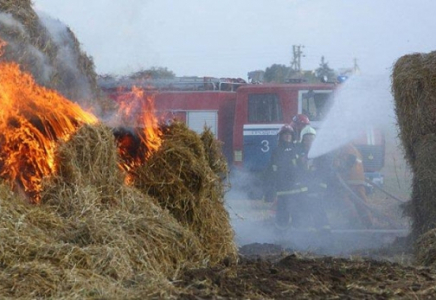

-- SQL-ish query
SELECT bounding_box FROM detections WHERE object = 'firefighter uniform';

[263,125,299,229]
[265,141,300,228]
[266,125,330,230]
[333,143,373,228]
[292,141,330,230]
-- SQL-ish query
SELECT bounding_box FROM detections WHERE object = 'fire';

[113,86,163,180]
[0,57,98,203]
[0,38,163,201]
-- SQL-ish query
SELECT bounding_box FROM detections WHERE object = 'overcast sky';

[32,0,436,79]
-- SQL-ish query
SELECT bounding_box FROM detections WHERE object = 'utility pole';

[353,58,361,75]
[290,45,304,72]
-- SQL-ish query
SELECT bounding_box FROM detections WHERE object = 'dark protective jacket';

[292,143,334,195]
[273,142,331,229]
[263,141,299,201]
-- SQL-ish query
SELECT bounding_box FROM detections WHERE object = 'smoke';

[309,73,395,159]
[226,170,408,255]
[225,169,279,245]
[0,12,25,33]
[0,12,54,83]
[37,11,93,102]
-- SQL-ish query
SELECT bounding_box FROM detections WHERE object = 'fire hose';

[364,178,407,203]
[334,172,399,229]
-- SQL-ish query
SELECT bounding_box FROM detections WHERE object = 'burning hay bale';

[0,123,220,298]
[0,1,235,298]
[133,122,238,265]
[0,56,99,204]
[392,52,436,242]
[42,123,210,273]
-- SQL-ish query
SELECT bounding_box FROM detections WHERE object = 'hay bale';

[133,122,238,265]
[200,126,229,178]
[404,135,436,237]
[392,52,436,166]
[42,124,208,275]
[415,228,436,266]
[53,123,124,204]
[392,52,436,245]
[0,123,214,299]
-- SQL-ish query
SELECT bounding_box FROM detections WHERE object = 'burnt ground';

[176,241,436,300]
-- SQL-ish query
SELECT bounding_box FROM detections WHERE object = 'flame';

[0,43,98,202]
[0,38,163,201]
[113,86,163,180]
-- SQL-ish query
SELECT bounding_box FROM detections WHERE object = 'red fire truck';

[99,76,385,182]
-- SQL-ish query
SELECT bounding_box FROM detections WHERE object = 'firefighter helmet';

[292,114,310,125]
[278,124,294,136]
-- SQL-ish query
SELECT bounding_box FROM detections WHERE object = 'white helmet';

[299,125,316,142]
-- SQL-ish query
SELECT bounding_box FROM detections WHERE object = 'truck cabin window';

[248,93,282,123]
[301,91,333,121]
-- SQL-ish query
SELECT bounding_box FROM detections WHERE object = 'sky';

[32,0,436,80]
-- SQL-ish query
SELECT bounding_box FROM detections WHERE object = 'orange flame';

[113,86,163,180]
[0,38,163,201]
[0,41,98,202]
[119,86,162,153]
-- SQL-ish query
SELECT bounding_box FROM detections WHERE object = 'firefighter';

[291,113,311,142]
[263,124,300,229]
[331,143,374,228]
[293,126,330,230]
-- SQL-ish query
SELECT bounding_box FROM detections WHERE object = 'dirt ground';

[176,241,436,299]
[170,161,433,300]
[173,196,429,300]
[174,135,425,299]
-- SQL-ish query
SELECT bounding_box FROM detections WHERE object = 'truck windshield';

[248,93,282,123]
[301,90,333,121]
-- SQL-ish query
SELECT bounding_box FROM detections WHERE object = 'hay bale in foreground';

[415,228,436,266]
[404,134,436,238]
[392,52,436,247]
[0,123,212,299]
[392,52,436,166]
[134,122,238,265]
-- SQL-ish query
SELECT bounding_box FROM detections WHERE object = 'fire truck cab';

[232,83,335,171]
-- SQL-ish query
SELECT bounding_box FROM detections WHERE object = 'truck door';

[243,93,283,171]
[187,111,218,135]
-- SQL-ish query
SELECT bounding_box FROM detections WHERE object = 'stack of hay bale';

[392,52,436,265]
[0,122,237,298]
[0,1,238,298]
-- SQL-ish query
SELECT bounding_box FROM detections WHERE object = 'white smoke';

[0,12,26,33]
[0,12,54,83]
[309,73,395,159]
[37,11,93,101]
[225,169,278,246]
